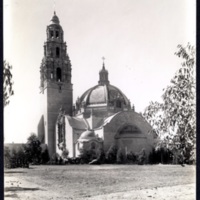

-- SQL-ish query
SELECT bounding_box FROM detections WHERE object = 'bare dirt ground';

[4,164,195,200]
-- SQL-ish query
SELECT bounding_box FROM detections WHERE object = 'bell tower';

[38,12,73,157]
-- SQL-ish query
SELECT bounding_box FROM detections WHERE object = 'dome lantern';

[98,57,109,85]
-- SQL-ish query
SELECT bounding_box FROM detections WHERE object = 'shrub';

[116,148,124,164]
[65,157,80,164]
[41,148,50,164]
[4,146,11,168]
[126,151,137,164]
[50,153,61,164]
[4,146,29,168]
[137,149,146,165]
[16,146,29,167]
[106,144,118,164]
[96,148,105,164]
[79,148,97,164]
[148,148,159,164]
[148,148,173,164]
[161,148,173,164]
[61,148,69,160]
[172,149,184,165]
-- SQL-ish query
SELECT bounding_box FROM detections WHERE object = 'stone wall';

[103,111,155,155]
[41,81,73,157]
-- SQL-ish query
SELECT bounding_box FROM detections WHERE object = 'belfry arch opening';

[50,30,54,38]
[56,68,62,82]
[56,31,59,38]
[56,47,60,58]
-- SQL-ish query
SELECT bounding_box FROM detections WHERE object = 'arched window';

[56,31,59,38]
[56,68,62,82]
[119,125,140,134]
[56,47,60,58]
[50,30,54,38]
[116,100,122,108]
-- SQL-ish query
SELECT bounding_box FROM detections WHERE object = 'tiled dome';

[75,61,131,114]
[79,130,96,141]
[80,84,130,106]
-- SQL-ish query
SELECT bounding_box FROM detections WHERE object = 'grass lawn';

[4,164,195,200]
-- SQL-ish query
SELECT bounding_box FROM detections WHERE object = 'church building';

[38,12,156,158]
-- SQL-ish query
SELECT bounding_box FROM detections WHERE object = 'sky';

[3,0,195,143]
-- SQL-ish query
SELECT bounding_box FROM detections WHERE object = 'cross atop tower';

[102,57,105,69]
[53,0,56,14]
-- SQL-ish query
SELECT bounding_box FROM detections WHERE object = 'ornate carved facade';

[57,107,66,150]
[40,12,72,90]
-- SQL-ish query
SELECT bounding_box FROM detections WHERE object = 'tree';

[4,146,11,168]
[143,101,166,139]
[24,133,42,164]
[143,44,196,164]
[3,61,14,107]
[41,148,50,164]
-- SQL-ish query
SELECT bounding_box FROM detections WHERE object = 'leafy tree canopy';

[3,61,14,107]
[143,43,196,164]
[24,133,42,164]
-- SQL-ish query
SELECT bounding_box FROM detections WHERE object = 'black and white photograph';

[4,0,196,199]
